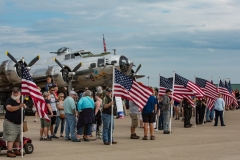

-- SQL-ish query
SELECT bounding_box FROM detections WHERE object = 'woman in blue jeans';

[76,90,95,142]
[53,93,65,137]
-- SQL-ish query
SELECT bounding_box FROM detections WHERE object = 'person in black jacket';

[182,98,192,128]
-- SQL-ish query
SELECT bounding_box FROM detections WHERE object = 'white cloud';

[1,0,240,86]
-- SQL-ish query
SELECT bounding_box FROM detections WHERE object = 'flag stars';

[115,69,132,91]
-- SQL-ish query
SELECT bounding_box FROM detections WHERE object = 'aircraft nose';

[119,55,133,75]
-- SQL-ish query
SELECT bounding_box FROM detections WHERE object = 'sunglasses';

[51,90,55,91]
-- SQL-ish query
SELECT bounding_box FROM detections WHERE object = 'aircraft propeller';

[54,57,82,91]
[132,64,145,79]
[6,51,40,77]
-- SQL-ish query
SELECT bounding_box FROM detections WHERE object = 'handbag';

[60,110,65,119]
[60,114,65,119]
[23,121,28,132]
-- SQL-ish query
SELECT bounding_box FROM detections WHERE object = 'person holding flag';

[102,88,117,145]
[162,89,174,134]
[3,87,26,157]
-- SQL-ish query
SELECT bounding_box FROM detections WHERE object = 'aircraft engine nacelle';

[0,60,25,87]
[47,65,70,87]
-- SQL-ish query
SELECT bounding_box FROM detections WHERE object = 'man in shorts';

[40,92,53,141]
[141,88,157,140]
[3,87,25,157]
[129,100,140,139]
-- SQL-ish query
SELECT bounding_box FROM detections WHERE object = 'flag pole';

[194,76,197,128]
[155,74,160,132]
[110,65,115,145]
[170,71,175,134]
[21,57,24,158]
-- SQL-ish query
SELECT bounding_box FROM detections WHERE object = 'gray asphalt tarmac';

[0,110,240,160]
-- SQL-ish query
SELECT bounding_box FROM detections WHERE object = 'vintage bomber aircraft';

[0,47,144,114]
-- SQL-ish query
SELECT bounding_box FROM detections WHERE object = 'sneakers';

[13,149,25,156]
[142,136,148,140]
[44,137,52,141]
[83,138,89,142]
[51,135,59,139]
[65,138,71,141]
[112,141,117,144]
[163,131,170,134]
[104,142,110,145]
[40,137,44,141]
[72,139,81,142]
[130,133,140,139]
[34,119,37,122]
[150,135,155,140]
[7,150,16,157]
[104,141,117,144]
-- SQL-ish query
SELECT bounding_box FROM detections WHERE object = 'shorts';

[51,111,57,125]
[3,120,21,142]
[40,118,51,128]
[142,113,156,123]
[130,114,138,127]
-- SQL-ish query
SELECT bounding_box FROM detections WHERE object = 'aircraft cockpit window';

[90,63,96,68]
[65,54,70,60]
[97,58,104,67]
[71,54,75,59]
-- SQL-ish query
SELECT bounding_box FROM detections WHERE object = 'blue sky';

[0,0,240,87]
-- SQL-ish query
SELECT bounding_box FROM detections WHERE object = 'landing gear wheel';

[24,143,34,154]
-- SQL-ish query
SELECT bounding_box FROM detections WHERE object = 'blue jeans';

[77,124,92,135]
[206,108,214,121]
[102,113,114,143]
[210,109,214,120]
[54,116,65,135]
[65,114,76,140]
[158,111,163,129]
[163,110,170,132]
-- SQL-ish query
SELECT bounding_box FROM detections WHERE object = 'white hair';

[96,86,103,94]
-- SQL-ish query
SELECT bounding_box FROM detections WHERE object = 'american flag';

[114,69,152,110]
[174,73,204,98]
[103,35,107,52]
[218,79,231,106]
[21,64,50,121]
[159,76,194,106]
[227,80,238,107]
[195,77,219,110]
[159,76,172,96]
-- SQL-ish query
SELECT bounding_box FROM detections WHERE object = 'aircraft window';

[71,54,75,59]
[90,63,96,68]
[65,54,70,60]
[111,60,117,65]
[98,58,104,67]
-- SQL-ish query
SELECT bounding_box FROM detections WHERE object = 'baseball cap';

[48,83,56,88]
[166,89,172,93]
[84,87,88,90]
[69,91,77,96]
[106,88,112,92]
[12,87,20,93]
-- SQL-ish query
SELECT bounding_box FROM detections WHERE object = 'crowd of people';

[2,75,238,157]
